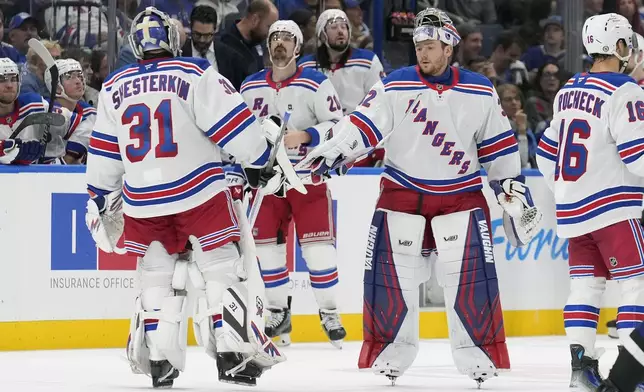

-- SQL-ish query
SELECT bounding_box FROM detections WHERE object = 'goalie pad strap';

[359,209,426,376]
[431,208,510,377]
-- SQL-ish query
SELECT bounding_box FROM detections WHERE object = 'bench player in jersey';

[598,322,644,391]
[300,7,542,386]
[536,13,644,391]
[298,9,384,114]
[239,20,347,348]
[39,59,95,164]
[0,57,47,165]
[84,7,288,388]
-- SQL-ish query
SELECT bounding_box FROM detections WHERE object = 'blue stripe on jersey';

[556,186,644,225]
[452,87,493,97]
[560,84,613,96]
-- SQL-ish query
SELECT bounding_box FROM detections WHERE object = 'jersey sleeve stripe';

[540,134,558,148]
[477,131,517,163]
[122,162,225,206]
[66,140,87,156]
[537,137,558,162]
[620,144,644,164]
[349,111,382,147]
[205,102,255,147]
[88,131,121,161]
[617,138,644,151]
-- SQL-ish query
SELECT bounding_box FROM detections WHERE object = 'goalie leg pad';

[431,208,509,381]
[256,244,289,308]
[617,276,644,341]
[359,208,426,378]
[301,243,339,310]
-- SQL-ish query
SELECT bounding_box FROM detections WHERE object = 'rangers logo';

[609,257,618,267]
[288,104,293,110]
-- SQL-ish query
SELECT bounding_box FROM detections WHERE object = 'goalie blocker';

[359,208,509,385]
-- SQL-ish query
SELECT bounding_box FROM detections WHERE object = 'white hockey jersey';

[0,93,49,161]
[536,72,644,239]
[298,48,384,113]
[37,100,96,164]
[86,57,270,219]
[333,65,520,194]
[240,66,343,176]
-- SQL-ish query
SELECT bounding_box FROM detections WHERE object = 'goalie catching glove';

[489,176,542,247]
[85,189,125,253]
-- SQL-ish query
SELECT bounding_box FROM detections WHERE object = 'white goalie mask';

[316,9,351,53]
[267,20,303,70]
[0,57,21,96]
[413,8,461,47]
[630,33,644,77]
[45,58,85,102]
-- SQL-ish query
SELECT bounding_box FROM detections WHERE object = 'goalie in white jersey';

[84,7,289,389]
[536,13,644,391]
[299,8,542,387]
[239,20,347,348]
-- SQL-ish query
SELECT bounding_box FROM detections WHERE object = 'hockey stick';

[294,92,422,175]
[247,111,292,229]
[27,38,59,146]
[9,112,66,139]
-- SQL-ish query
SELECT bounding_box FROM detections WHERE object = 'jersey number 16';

[555,118,590,181]
[123,99,178,162]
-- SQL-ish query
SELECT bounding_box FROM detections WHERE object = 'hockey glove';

[85,189,125,253]
[309,155,352,185]
[0,138,45,164]
[489,176,543,247]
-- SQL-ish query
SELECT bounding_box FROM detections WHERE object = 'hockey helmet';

[316,9,351,44]
[45,59,85,100]
[129,7,181,60]
[583,13,636,70]
[0,57,20,95]
[413,8,461,47]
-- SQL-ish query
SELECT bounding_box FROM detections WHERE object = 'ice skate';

[265,307,292,338]
[150,360,179,389]
[216,352,263,387]
[607,320,618,339]
[569,344,603,390]
[319,309,346,348]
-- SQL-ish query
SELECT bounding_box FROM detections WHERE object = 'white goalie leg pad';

[128,241,188,372]
[256,244,289,308]
[617,276,644,341]
[301,243,339,310]
[432,209,510,382]
[359,209,427,377]
[564,277,606,358]
[127,293,151,375]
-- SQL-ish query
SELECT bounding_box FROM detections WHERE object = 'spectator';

[345,0,373,50]
[278,0,318,19]
[465,55,487,73]
[182,5,248,90]
[7,13,40,63]
[488,31,528,86]
[524,61,564,139]
[21,40,62,97]
[0,10,22,64]
[324,0,343,10]
[85,50,108,107]
[220,0,278,77]
[617,0,644,35]
[585,0,604,19]
[194,0,245,31]
[453,23,482,67]
[136,0,193,28]
[289,8,317,56]
[498,83,537,168]
[521,15,565,76]
[437,0,497,24]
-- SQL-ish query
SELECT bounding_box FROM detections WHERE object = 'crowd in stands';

[0,0,642,167]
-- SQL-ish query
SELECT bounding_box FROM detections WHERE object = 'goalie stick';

[11,39,60,145]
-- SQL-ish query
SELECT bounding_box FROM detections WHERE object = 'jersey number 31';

[123,99,177,162]
[555,118,590,181]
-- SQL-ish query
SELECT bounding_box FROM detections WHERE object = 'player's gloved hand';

[489,176,543,247]
[0,138,45,164]
[309,155,352,185]
[85,189,125,253]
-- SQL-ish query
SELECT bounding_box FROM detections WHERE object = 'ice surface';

[0,336,621,391]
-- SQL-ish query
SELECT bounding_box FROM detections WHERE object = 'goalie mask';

[129,6,181,60]
[316,9,351,53]
[268,20,303,70]
[45,59,85,102]
[413,8,461,47]
[0,58,20,104]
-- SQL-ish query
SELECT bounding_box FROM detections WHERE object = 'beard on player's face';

[271,43,294,67]
[416,41,449,76]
